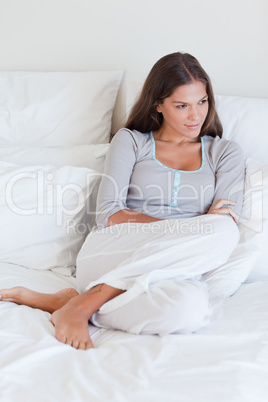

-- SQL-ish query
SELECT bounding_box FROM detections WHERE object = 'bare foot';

[0,287,79,314]
[51,301,94,350]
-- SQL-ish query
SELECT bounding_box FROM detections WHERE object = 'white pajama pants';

[76,215,239,335]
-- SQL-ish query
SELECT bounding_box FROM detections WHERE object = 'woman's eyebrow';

[172,95,208,104]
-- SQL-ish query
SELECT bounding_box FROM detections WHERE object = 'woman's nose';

[188,106,198,120]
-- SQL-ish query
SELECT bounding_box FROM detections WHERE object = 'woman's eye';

[199,98,208,105]
[177,104,187,109]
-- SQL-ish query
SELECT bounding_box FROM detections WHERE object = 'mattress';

[0,262,268,402]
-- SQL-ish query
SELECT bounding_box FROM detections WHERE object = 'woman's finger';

[208,207,239,223]
[212,199,236,209]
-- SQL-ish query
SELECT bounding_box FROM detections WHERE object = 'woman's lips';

[185,123,200,129]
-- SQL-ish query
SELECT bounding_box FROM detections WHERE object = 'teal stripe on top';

[149,132,205,207]
[171,171,181,207]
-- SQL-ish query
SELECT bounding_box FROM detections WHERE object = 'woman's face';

[156,81,209,141]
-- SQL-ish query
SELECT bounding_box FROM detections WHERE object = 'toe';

[85,339,94,349]
[72,340,80,349]
[0,287,26,302]
[78,342,86,350]
[65,338,73,346]
[54,328,66,344]
[0,289,12,301]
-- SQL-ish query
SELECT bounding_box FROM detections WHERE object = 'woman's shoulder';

[203,134,243,158]
[112,128,150,147]
[203,135,244,168]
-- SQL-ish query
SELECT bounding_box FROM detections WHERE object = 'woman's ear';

[156,104,162,113]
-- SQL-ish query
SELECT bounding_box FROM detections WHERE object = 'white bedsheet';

[0,262,268,402]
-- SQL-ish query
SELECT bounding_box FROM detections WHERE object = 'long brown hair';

[124,52,222,138]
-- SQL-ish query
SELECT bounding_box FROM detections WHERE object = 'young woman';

[0,52,245,350]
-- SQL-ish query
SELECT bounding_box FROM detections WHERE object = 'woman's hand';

[207,199,239,224]
[106,209,162,227]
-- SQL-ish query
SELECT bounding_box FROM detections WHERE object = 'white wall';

[0,0,267,113]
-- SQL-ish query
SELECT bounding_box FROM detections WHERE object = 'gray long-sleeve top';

[96,129,245,227]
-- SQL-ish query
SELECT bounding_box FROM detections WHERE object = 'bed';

[0,71,268,402]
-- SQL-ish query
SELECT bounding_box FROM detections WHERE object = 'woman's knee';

[131,281,211,335]
[91,280,211,336]
[156,281,211,335]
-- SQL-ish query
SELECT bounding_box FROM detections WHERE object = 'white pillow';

[0,143,109,171]
[244,159,268,281]
[0,71,123,146]
[215,95,268,163]
[246,222,268,282]
[0,161,101,273]
[203,158,268,298]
